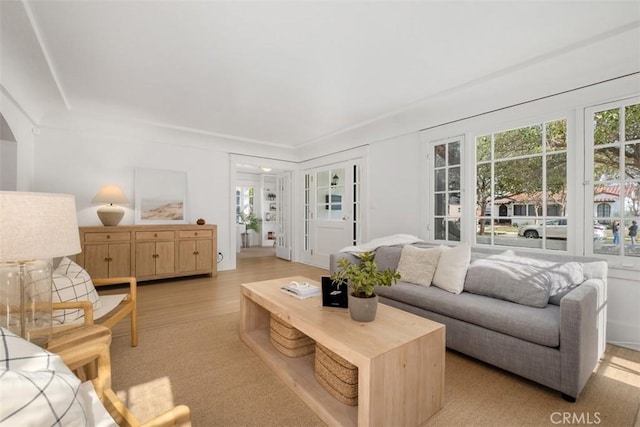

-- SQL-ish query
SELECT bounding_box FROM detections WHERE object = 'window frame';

[585,95,640,266]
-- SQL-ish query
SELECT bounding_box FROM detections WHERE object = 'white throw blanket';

[339,234,423,254]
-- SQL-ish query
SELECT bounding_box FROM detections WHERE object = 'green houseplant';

[239,212,261,248]
[331,251,400,321]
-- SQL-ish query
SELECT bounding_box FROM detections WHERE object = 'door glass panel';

[431,136,463,242]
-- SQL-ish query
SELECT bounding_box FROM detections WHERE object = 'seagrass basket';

[314,342,358,406]
[269,314,315,357]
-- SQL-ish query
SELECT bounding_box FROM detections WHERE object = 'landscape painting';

[135,168,187,224]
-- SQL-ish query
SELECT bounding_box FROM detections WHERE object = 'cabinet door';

[178,240,197,272]
[135,242,156,277]
[196,239,213,270]
[155,241,175,275]
[83,244,109,278]
[108,243,131,277]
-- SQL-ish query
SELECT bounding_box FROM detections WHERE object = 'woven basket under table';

[269,314,315,357]
[314,342,358,406]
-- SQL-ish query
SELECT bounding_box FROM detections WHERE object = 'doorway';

[232,158,294,265]
[302,161,362,267]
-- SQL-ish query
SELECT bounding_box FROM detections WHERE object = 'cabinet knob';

[193,251,199,255]
[154,233,158,237]
[106,235,111,239]
[104,257,109,262]
[194,232,198,236]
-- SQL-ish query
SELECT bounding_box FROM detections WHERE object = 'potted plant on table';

[239,212,261,248]
[330,251,400,322]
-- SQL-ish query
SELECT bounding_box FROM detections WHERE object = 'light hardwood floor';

[103,256,329,340]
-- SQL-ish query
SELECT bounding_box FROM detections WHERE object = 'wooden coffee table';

[239,276,445,427]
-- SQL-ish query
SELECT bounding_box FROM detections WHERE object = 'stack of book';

[281,281,321,299]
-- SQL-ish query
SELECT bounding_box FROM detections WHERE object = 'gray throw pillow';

[374,246,403,272]
[465,254,585,308]
[464,256,552,307]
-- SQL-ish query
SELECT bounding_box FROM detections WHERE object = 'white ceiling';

[2,1,640,148]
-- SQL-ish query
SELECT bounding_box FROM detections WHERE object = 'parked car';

[518,219,606,240]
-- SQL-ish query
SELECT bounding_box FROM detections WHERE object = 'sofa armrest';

[329,253,362,275]
[559,279,601,399]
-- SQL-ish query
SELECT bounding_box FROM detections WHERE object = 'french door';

[276,172,292,260]
[303,161,361,267]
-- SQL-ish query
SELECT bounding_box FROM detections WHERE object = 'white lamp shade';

[91,185,129,205]
[0,192,81,262]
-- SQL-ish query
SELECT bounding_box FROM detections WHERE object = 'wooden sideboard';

[76,224,217,282]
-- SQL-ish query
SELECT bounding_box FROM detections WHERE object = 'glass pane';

[449,193,461,218]
[434,218,446,240]
[494,125,542,159]
[476,163,491,216]
[594,108,620,145]
[476,135,491,162]
[448,141,460,166]
[476,217,491,245]
[448,220,461,241]
[435,194,446,216]
[624,183,640,217]
[317,170,330,187]
[546,119,567,151]
[594,147,620,181]
[625,219,640,256]
[547,153,567,215]
[448,167,460,191]
[435,169,446,192]
[434,144,446,167]
[330,169,344,187]
[495,157,543,196]
[625,143,640,180]
[625,104,640,141]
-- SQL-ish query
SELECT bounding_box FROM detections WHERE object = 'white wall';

[32,126,235,271]
[1,91,37,190]
[0,139,18,190]
[367,132,423,239]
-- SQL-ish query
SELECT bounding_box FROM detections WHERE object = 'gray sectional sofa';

[330,243,608,401]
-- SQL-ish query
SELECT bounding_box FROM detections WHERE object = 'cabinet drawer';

[179,230,213,239]
[136,231,175,240]
[84,232,131,242]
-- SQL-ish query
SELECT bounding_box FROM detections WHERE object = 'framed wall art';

[135,168,187,224]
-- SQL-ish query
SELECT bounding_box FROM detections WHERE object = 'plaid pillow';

[0,327,92,426]
[52,257,101,324]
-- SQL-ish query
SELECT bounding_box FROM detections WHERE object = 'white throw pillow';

[396,245,442,286]
[432,243,471,294]
[52,257,101,324]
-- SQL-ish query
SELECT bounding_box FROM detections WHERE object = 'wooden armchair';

[49,324,191,427]
[53,276,138,347]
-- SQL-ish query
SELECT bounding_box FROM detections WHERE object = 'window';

[476,118,568,250]
[235,186,255,224]
[430,137,462,242]
[590,98,640,259]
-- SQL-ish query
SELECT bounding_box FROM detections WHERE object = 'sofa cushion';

[396,245,442,286]
[432,243,471,294]
[376,283,560,347]
[464,255,553,308]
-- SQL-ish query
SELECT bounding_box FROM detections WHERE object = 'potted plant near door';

[330,251,400,322]
[239,212,261,248]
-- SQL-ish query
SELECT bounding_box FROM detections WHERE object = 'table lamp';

[0,191,81,346]
[92,184,129,226]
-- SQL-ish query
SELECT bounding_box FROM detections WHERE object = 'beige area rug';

[110,313,640,427]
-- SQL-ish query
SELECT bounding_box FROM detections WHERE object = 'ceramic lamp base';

[97,204,124,226]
